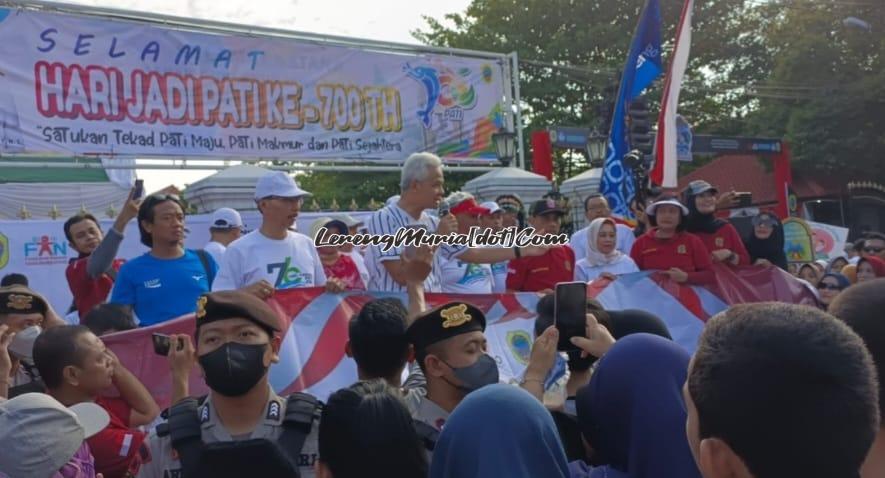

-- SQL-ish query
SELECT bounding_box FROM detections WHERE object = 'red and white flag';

[651,0,695,188]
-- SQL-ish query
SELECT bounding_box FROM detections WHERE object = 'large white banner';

[0,7,508,162]
[0,211,371,315]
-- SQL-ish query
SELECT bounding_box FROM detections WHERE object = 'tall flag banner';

[599,0,663,218]
[651,0,696,187]
[104,265,817,408]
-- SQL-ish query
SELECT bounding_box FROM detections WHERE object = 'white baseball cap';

[337,214,364,228]
[209,208,243,230]
[254,171,311,200]
[0,393,110,478]
[646,197,690,216]
[479,201,502,215]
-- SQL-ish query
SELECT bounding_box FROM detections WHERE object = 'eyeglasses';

[864,246,884,254]
[817,283,842,291]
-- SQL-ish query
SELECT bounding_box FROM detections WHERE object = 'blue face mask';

[444,354,500,393]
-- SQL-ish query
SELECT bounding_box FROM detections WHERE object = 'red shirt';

[630,230,713,284]
[89,396,147,478]
[66,257,125,318]
[692,223,751,265]
[323,254,366,290]
[506,246,575,292]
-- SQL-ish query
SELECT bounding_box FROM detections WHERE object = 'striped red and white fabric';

[105,264,816,406]
[651,0,695,188]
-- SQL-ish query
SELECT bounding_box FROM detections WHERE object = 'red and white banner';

[104,264,816,407]
[651,0,695,188]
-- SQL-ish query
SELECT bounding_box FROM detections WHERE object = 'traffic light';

[627,96,653,158]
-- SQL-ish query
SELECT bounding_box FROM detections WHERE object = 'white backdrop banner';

[0,7,507,162]
[0,211,372,314]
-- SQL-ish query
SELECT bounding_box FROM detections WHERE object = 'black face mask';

[199,342,269,397]
[444,354,500,393]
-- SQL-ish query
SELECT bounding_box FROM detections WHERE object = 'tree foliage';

[415,0,885,183]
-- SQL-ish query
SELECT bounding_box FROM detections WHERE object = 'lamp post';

[492,128,517,167]
[587,128,607,167]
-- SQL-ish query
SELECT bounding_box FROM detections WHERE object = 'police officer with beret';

[0,285,66,397]
[407,301,500,440]
[137,290,321,478]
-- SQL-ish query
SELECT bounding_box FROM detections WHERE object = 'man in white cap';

[213,171,344,297]
[203,207,243,267]
[0,392,110,477]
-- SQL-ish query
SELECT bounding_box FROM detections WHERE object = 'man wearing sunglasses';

[110,194,218,327]
[212,171,345,298]
[862,232,885,262]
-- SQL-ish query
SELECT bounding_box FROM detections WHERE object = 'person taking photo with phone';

[65,184,143,319]
[682,180,750,266]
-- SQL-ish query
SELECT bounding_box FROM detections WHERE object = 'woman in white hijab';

[575,217,639,282]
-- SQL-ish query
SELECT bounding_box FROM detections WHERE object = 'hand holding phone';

[554,282,588,351]
[152,333,171,356]
[133,179,144,199]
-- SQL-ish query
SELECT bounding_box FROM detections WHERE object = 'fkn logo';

[23,235,68,266]
[404,62,479,128]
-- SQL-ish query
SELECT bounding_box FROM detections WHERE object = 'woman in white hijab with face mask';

[575,218,639,282]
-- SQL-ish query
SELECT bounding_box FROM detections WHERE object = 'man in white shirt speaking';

[213,171,345,298]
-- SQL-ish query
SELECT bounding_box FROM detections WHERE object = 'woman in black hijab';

[745,212,788,270]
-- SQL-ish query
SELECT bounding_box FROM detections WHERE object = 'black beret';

[406,302,486,352]
[0,285,48,316]
[195,290,281,332]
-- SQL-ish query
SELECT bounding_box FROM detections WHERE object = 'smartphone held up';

[554,281,587,352]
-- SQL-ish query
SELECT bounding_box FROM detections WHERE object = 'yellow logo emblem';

[196,296,208,318]
[7,294,33,311]
[441,304,472,329]
[677,245,687,254]
[715,237,724,248]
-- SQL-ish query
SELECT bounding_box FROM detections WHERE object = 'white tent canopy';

[462,167,553,204]
[560,168,603,230]
[184,164,273,213]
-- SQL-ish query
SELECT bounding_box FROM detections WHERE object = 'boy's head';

[0,285,47,333]
[0,273,28,287]
[81,303,137,336]
[33,325,114,396]
[63,213,103,255]
[829,278,885,428]
[346,298,411,381]
[685,303,878,478]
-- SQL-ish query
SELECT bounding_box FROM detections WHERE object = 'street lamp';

[587,128,607,166]
[492,128,517,167]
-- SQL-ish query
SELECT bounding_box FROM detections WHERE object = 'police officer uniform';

[406,301,487,434]
[136,291,320,478]
[0,285,48,395]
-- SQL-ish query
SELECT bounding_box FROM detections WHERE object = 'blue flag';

[599,0,663,219]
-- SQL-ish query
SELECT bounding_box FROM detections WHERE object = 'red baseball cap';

[451,198,491,216]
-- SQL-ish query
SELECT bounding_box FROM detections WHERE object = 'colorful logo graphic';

[23,235,69,266]
[0,232,8,270]
[506,330,532,366]
[404,62,478,128]
[268,256,312,289]
[456,262,490,286]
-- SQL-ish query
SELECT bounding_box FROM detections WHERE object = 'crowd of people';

[0,151,884,478]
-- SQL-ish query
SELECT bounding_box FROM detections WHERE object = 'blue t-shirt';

[110,249,218,326]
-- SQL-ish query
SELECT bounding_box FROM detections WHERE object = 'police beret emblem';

[196,296,208,318]
[440,304,471,329]
[8,294,33,310]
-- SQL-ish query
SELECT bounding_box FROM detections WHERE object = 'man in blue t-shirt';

[110,194,217,326]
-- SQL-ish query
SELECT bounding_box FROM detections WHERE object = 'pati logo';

[506,330,532,366]
[404,62,478,128]
[677,244,687,254]
[440,303,472,329]
[0,232,7,270]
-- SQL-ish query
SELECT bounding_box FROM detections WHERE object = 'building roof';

[677,155,845,204]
